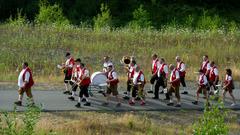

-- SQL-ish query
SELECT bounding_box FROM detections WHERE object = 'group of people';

[14,53,237,108]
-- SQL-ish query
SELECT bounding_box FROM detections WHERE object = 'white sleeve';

[214,68,219,76]
[203,76,208,85]
[25,72,30,82]
[112,72,118,79]
[157,61,161,69]
[175,71,180,79]
[164,65,168,74]
[228,76,232,81]
[140,74,144,82]
[84,70,90,77]
[157,69,160,77]
[207,63,211,70]
[180,63,185,72]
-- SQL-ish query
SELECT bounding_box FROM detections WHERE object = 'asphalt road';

[0,84,239,112]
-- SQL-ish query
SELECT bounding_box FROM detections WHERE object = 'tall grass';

[0,23,240,82]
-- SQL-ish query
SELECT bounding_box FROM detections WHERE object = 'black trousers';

[208,80,219,90]
[79,85,89,98]
[150,74,158,84]
[180,76,186,87]
[154,77,167,98]
[132,85,138,98]
[127,80,132,92]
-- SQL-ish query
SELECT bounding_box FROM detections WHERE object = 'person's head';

[226,69,232,76]
[22,62,28,69]
[135,65,140,72]
[107,64,113,71]
[130,56,135,62]
[203,55,208,61]
[169,64,175,71]
[80,63,85,68]
[130,60,137,66]
[65,52,71,59]
[104,56,110,62]
[199,69,204,75]
[75,58,81,65]
[175,56,181,62]
[160,57,165,64]
[152,53,157,60]
[210,61,215,67]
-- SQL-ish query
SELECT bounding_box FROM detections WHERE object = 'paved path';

[0,85,240,112]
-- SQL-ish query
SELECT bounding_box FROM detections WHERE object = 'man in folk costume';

[103,56,113,73]
[63,52,75,94]
[148,53,160,93]
[167,64,181,107]
[201,55,211,78]
[129,66,146,106]
[222,69,236,106]
[192,69,209,105]
[153,58,168,99]
[102,64,121,107]
[15,62,34,106]
[208,61,219,95]
[75,63,91,108]
[176,56,188,94]
[68,58,84,100]
[123,59,137,100]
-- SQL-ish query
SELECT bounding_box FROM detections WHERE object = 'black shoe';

[68,96,75,101]
[75,103,81,108]
[135,97,141,101]
[123,92,128,95]
[14,101,22,106]
[175,104,181,107]
[63,91,70,94]
[123,96,130,100]
[160,91,164,94]
[84,102,91,106]
[192,101,198,105]
[152,97,159,100]
[147,90,153,93]
[98,90,104,93]
[181,91,188,94]
[81,98,86,102]
[167,102,174,106]
[102,92,106,97]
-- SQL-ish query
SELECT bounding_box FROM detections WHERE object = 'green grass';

[0,24,240,82]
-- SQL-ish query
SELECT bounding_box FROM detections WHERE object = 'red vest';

[224,75,233,89]
[177,61,186,77]
[199,74,205,86]
[128,65,135,80]
[22,67,34,88]
[201,60,209,74]
[66,57,75,76]
[108,70,119,85]
[159,63,167,78]
[136,71,146,85]
[80,68,91,86]
[152,59,159,74]
[209,66,218,81]
[171,69,180,87]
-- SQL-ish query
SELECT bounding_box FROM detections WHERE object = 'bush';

[8,9,28,26]
[93,3,112,31]
[35,0,69,26]
[128,4,152,30]
[193,101,229,135]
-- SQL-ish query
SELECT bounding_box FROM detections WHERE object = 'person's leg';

[153,79,160,99]
[167,86,174,106]
[222,89,227,103]
[229,90,236,105]
[63,73,70,93]
[15,88,24,106]
[192,86,201,105]
[130,86,137,104]
[149,75,157,93]
[124,80,131,99]
[180,76,188,94]
[68,84,77,100]
[82,86,90,106]
[175,86,181,106]
[25,88,34,105]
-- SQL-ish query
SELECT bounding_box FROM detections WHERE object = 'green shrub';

[193,101,229,135]
[128,4,152,30]
[35,0,69,26]
[93,3,112,31]
[8,9,28,26]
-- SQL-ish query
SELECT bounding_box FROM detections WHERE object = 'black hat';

[75,58,81,62]
[65,52,71,57]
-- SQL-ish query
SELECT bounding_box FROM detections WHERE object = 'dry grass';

[33,111,240,135]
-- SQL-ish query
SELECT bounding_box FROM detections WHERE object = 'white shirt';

[133,71,144,85]
[202,61,210,70]
[152,59,160,70]
[65,57,73,68]
[170,69,180,82]
[18,68,30,88]
[108,70,118,80]
[177,62,186,72]
[210,67,219,76]
[78,68,90,79]
[157,64,168,77]
[128,64,137,78]
[199,74,208,85]
[225,75,232,81]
